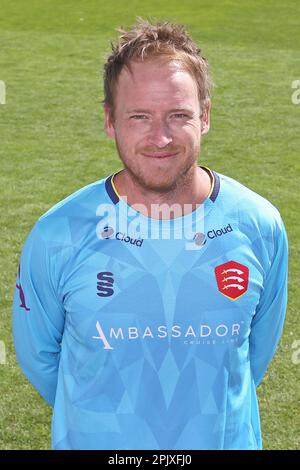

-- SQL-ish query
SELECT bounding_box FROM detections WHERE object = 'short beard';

[115,141,198,195]
[127,161,196,195]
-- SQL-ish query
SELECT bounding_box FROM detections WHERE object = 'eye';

[172,113,189,119]
[130,115,148,120]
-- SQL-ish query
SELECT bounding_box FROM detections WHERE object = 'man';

[13,18,288,450]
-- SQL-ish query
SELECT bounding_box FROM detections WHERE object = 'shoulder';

[40,177,108,220]
[31,176,111,243]
[216,172,285,235]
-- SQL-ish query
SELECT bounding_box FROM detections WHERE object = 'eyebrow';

[125,108,194,114]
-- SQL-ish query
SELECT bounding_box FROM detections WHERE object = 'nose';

[147,119,173,148]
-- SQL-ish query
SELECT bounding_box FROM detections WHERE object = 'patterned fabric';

[13,168,288,449]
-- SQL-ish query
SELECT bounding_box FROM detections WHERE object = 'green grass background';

[0,0,299,450]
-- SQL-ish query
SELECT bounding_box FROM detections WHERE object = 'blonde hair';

[103,17,212,118]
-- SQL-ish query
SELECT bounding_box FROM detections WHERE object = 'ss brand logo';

[97,272,114,297]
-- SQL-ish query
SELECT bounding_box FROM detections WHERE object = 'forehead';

[115,59,199,110]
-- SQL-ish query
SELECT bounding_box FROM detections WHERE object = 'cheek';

[178,124,201,147]
[114,127,142,158]
[118,121,148,141]
[125,128,153,152]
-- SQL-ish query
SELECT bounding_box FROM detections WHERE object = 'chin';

[134,173,179,193]
[125,160,196,193]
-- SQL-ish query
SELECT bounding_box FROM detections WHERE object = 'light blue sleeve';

[249,217,288,387]
[12,222,65,406]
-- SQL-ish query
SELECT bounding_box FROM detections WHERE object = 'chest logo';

[97,271,114,297]
[214,260,249,300]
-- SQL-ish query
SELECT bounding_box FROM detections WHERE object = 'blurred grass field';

[0,0,299,450]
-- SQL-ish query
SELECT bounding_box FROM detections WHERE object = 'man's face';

[104,59,210,192]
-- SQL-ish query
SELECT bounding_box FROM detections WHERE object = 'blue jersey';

[13,168,288,450]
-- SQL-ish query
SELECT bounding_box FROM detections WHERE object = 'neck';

[112,165,212,220]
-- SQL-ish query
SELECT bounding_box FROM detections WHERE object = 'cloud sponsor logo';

[101,226,115,239]
[187,223,233,250]
[100,225,144,247]
[193,232,206,247]
[207,223,233,240]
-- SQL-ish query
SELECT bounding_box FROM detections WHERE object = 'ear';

[103,104,116,140]
[200,99,211,136]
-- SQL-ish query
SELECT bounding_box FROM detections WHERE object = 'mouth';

[141,152,179,159]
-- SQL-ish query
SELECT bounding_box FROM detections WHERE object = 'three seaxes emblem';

[215,260,249,300]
